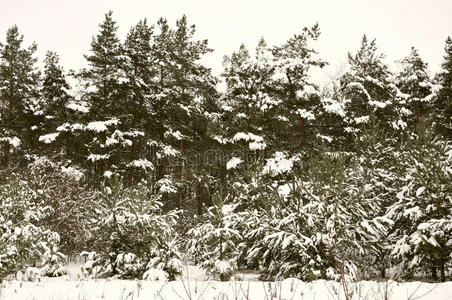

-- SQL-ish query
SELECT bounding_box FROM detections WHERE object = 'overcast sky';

[1,0,451,84]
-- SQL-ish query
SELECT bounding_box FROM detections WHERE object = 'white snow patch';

[39,133,60,144]
[0,136,21,148]
[128,159,154,170]
[226,157,243,170]
[61,166,84,181]
[86,119,119,132]
[263,152,298,176]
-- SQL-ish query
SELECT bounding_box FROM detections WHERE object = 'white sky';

[1,0,451,85]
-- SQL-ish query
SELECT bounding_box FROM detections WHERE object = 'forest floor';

[0,263,451,300]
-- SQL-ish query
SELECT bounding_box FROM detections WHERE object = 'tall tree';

[340,35,396,149]
[271,24,327,152]
[42,51,71,127]
[78,11,129,181]
[38,51,73,160]
[433,37,452,138]
[395,47,436,137]
[0,25,41,168]
[150,16,218,209]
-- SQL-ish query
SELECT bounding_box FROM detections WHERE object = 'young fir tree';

[233,149,391,281]
[0,25,41,168]
[187,192,242,281]
[82,177,182,280]
[395,47,436,137]
[0,176,66,282]
[433,37,452,139]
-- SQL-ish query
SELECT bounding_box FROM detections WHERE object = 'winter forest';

[0,8,452,299]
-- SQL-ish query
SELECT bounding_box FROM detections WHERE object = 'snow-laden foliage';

[394,47,437,137]
[82,177,182,280]
[0,178,66,282]
[433,36,452,139]
[240,150,391,281]
[340,35,398,145]
[187,193,241,281]
[386,136,452,281]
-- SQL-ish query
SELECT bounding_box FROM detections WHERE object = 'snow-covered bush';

[187,192,242,281]
[232,150,391,281]
[25,156,93,255]
[0,178,66,282]
[386,137,452,281]
[82,177,182,280]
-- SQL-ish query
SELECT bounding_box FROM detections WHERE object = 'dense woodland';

[0,11,451,283]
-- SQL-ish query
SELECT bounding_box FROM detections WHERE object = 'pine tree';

[79,11,130,181]
[83,11,124,118]
[433,37,452,138]
[340,35,397,149]
[220,25,328,160]
[0,25,41,168]
[82,178,182,279]
[149,16,218,209]
[38,51,73,161]
[0,176,66,282]
[395,47,436,137]
[221,41,273,157]
[118,19,156,184]
[271,24,327,152]
[42,51,71,127]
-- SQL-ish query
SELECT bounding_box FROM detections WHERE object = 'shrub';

[82,177,182,280]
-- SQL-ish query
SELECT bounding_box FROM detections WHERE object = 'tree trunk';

[431,267,438,281]
[299,117,307,148]
[2,144,9,169]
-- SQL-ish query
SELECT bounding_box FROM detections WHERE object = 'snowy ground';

[1,264,451,300]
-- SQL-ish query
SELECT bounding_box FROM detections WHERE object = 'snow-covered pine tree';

[187,192,242,281]
[149,16,218,209]
[340,35,397,149]
[220,25,329,173]
[271,23,327,152]
[121,19,156,184]
[38,51,74,162]
[78,11,131,181]
[238,149,391,281]
[395,47,437,138]
[433,37,452,139]
[220,39,275,160]
[0,25,42,168]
